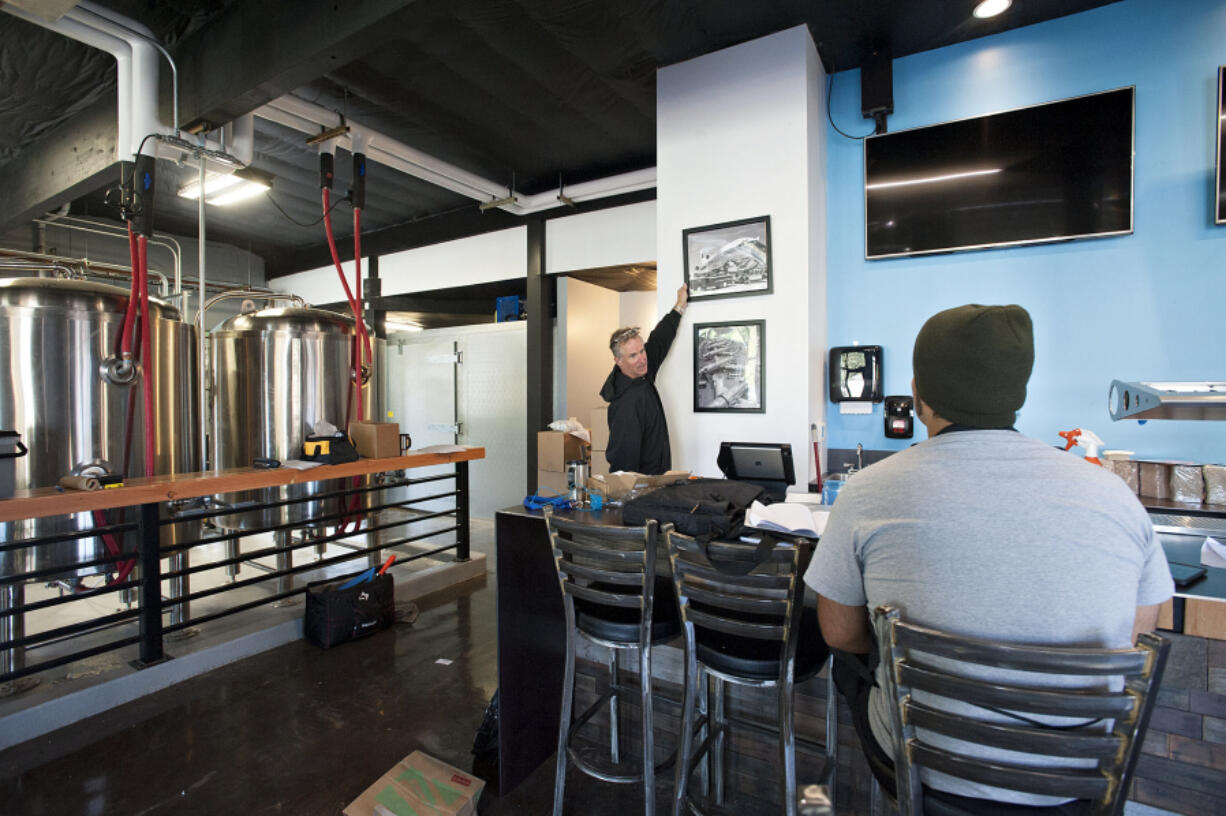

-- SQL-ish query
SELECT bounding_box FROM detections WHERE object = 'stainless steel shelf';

[1109,381,1226,421]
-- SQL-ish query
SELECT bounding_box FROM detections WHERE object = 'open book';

[745,500,830,537]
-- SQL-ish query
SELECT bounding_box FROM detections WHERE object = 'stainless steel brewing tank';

[0,278,200,577]
[211,307,382,530]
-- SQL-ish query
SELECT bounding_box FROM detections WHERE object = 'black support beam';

[173,0,421,132]
[525,219,552,490]
[0,96,119,232]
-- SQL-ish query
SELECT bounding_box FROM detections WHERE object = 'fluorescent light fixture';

[973,0,1011,19]
[385,321,424,333]
[867,168,1001,190]
[177,167,272,206]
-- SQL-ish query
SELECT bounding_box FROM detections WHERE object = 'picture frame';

[693,320,765,413]
[682,215,772,301]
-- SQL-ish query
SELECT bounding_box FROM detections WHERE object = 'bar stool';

[544,508,682,816]
[870,604,1170,816]
[664,526,835,816]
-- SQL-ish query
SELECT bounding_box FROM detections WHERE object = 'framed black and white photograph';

[682,215,772,301]
[693,320,765,413]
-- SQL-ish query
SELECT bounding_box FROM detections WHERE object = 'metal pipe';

[0,258,76,278]
[201,289,306,318]
[1,584,25,675]
[167,552,189,627]
[0,251,167,295]
[198,151,208,469]
[0,246,270,296]
[29,220,177,294]
[272,530,298,606]
[37,215,183,294]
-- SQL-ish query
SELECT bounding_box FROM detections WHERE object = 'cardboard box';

[537,468,571,496]
[537,430,586,472]
[587,470,689,501]
[591,449,610,478]
[344,750,484,816]
[350,421,403,458]
[590,406,609,451]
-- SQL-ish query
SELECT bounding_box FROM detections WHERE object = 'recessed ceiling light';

[973,0,1012,19]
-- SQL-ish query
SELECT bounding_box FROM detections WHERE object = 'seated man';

[804,304,1173,808]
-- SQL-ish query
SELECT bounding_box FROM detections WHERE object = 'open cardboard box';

[344,750,484,816]
[587,470,690,501]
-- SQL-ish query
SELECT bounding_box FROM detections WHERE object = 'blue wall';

[825,0,1226,462]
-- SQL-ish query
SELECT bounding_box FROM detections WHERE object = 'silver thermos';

[568,459,589,506]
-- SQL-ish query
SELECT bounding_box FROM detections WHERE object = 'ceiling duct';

[2,0,251,169]
[256,94,655,216]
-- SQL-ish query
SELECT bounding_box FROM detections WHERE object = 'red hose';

[322,192,369,535]
[119,223,140,357]
[353,206,364,422]
[321,189,373,364]
[93,509,137,588]
[138,235,155,478]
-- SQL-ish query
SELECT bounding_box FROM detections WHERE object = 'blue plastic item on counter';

[523,492,573,511]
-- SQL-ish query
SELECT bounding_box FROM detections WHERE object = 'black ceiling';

[0,0,1121,279]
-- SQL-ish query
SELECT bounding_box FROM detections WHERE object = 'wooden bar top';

[0,446,485,523]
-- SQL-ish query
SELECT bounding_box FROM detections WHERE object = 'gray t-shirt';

[804,430,1173,805]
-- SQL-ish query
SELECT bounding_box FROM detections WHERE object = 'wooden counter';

[0,446,485,523]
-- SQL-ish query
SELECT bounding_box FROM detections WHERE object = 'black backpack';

[621,478,764,539]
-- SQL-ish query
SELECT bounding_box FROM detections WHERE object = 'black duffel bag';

[304,573,395,648]
[621,478,764,539]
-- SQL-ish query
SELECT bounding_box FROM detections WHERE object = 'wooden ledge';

[0,447,485,523]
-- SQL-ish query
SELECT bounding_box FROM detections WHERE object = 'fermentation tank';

[211,307,382,530]
[0,278,199,577]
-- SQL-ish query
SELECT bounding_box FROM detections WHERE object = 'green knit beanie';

[912,304,1034,428]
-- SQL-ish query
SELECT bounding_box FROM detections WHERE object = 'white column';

[656,26,828,486]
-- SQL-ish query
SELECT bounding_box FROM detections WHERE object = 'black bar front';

[136,502,165,666]
[456,461,470,562]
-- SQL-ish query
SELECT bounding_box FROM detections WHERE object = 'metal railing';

[0,461,471,684]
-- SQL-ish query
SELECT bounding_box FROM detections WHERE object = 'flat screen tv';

[1217,66,1225,225]
[864,87,1134,259]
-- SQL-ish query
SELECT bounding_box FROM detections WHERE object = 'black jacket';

[599,309,681,475]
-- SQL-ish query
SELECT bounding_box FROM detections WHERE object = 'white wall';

[546,201,656,274]
[271,226,528,306]
[620,290,657,334]
[267,261,353,306]
[657,26,827,484]
[380,227,526,295]
[561,278,621,425]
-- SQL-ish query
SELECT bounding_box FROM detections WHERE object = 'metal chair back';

[543,508,658,647]
[873,604,1170,816]
[665,528,808,684]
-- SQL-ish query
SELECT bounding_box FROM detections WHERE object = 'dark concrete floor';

[0,573,704,816]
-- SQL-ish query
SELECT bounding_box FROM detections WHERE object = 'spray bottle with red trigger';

[1058,428,1106,466]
